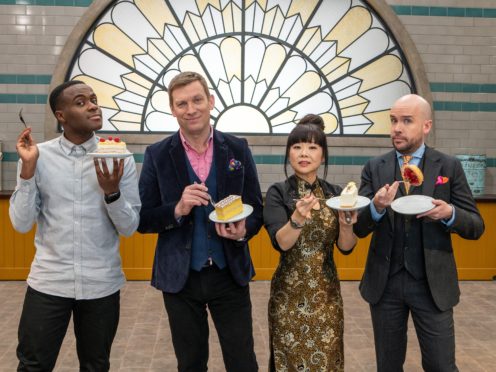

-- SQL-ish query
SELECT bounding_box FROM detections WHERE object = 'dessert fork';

[18,108,27,128]
[192,181,217,207]
[206,193,217,208]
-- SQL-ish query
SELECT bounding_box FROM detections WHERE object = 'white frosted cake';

[340,181,358,208]
[97,137,127,153]
[215,195,243,221]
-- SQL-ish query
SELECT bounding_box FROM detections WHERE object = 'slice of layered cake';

[97,137,127,153]
[215,195,243,221]
[340,181,358,208]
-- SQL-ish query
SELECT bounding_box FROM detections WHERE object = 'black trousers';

[17,286,120,372]
[370,270,458,372]
[163,266,258,372]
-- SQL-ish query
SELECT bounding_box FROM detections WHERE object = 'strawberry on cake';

[96,136,127,154]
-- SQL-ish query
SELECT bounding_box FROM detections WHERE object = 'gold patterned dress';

[268,180,344,372]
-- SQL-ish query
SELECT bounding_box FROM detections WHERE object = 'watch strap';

[289,217,305,229]
[104,190,121,204]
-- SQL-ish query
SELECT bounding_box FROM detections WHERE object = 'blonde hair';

[168,71,210,106]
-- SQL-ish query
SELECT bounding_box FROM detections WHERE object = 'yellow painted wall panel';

[1,198,495,281]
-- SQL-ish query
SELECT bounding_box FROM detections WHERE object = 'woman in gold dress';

[263,115,358,371]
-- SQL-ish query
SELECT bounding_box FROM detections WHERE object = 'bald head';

[389,93,432,154]
[393,94,432,122]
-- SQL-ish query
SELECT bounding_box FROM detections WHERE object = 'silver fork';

[193,182,217,207]
[206,193,217,208]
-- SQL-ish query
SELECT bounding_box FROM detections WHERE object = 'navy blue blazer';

[138,130,263,293]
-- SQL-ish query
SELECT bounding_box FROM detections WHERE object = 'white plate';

[325,195,371,211]
[87,152,133,158]
[209,204,253,223]
[391,195,435,215]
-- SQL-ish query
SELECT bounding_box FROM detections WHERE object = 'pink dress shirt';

[179,127,214,183]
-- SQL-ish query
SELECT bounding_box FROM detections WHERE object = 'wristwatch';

[289,217,305,229]
[104,190,121,204]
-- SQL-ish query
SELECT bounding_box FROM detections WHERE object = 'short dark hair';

[168,71,210,106]
[284,118,329,180]
[49,80,85,114]
[298,114,325,131]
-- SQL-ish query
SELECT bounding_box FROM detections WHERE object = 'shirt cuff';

[370,201,386,222]
[442,204,456,227]
[19,177,36,190]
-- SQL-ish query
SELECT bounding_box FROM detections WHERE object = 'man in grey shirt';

[9,80,141,371]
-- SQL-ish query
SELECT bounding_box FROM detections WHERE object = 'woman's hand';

[338,210,357,226]
[293,193,319,224]
[337,210,357,252]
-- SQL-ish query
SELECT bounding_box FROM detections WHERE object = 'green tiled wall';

[392,6,496,18]
[2,152,495,168]
[1,78,495,112]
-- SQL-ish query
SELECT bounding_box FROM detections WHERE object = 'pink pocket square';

[435,176,449,186]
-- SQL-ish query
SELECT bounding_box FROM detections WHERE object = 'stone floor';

[0,280,495,371]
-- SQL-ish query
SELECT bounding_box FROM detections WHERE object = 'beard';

[391,138,422,155]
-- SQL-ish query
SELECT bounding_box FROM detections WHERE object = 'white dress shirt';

[9,134,141,300]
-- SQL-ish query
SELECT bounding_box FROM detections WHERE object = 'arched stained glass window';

[66,0,415,135]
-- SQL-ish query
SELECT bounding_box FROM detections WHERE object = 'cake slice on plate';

[215,195,243,221]
[96,137,128,154]
[340,181,358,208]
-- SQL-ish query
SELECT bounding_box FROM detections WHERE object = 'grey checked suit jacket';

[354,147,484,311]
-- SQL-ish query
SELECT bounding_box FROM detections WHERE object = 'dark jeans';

[17,286,120,372]
[163,266,258,372]
[370,270,458,372]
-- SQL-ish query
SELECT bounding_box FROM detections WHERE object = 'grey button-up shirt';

[9,134,141,300]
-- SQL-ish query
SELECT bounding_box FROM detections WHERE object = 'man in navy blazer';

[354,94,484,371]
[138,72,263,372]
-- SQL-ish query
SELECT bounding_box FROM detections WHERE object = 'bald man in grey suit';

[354,94,484,371]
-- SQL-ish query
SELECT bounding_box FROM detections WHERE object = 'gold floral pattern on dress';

[269,178,344,372]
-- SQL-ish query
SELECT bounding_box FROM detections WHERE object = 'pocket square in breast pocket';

[435,176,449,186]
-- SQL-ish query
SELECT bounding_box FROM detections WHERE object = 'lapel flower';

[435,176,449,186]
[228,158,242,171]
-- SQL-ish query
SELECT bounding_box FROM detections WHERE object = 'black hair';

[284,117,329,180]
[49,80,85,115]
[297,114,325,131]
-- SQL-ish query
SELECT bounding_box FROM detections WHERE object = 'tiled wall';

[0,0,495,194]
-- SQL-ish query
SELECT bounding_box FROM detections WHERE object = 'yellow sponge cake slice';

[215,195,243,221]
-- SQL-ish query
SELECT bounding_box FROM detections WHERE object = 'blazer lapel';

[169,133,190,191]
[378,151,397,223]
[214,131,228,198]
[422,146,442,197]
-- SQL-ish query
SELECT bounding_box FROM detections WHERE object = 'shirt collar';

[179,126,213,153]
[396,143,425,161]
[59,133,97,156]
